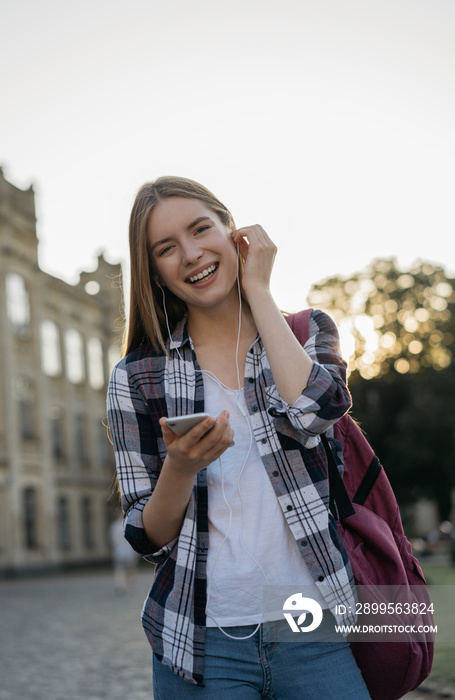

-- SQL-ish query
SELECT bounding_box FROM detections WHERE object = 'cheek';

[219,231,237,258]
[154,259,177,287]
[227,241,240,274]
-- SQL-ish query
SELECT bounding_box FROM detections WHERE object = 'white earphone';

[158,265,270,639]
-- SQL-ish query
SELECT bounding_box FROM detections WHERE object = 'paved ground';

[0,568,154,700]
[0,568,452,700]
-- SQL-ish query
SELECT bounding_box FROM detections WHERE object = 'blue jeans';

[152,617,371,699]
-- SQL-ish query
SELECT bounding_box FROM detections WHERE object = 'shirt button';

[300,538,308,546]
[248,377,254,384]
[261,438,267,444]
[272,470,279,477]
[286,505,293,511]
[252,405,258,412]
[318,575,325,582]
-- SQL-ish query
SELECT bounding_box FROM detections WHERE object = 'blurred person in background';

[109,513,139,594]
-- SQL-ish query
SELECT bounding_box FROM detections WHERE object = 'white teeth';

[189,264,217,283]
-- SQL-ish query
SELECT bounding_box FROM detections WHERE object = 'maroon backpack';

[286,310,434,700]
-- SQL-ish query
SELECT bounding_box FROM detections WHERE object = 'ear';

[228,218,238,250]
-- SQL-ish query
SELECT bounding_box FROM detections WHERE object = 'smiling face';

[147,196,239,316]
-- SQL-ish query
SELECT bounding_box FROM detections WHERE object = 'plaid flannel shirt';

[107,308,357,686]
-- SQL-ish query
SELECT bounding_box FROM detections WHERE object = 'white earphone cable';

[159,259,270,639]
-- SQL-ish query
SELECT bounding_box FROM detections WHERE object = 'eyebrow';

[187,216,212,230]
[150,216,212,252]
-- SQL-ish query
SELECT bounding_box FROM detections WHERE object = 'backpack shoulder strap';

[321,433,356,520]
[285,309,355,519]
[285,309,312,346]
[285,309,382,519]
[334,415,383,506]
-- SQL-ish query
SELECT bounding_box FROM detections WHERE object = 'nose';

[181,240,203,266]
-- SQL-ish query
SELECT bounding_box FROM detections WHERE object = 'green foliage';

[308,258,454,379]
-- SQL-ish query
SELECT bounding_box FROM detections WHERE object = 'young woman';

[107,176,371,699]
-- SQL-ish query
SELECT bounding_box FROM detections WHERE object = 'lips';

[186,263,219,285]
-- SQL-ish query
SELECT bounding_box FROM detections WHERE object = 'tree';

[308,259,455,522]
[308,258,454,379]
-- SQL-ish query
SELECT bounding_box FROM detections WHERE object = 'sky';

[1,0,454,312]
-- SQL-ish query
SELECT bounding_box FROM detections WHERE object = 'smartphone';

[165,413,211,437]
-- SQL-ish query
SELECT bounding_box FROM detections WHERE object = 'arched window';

[65,329,85,384]
[40,320,62,376]
[6,273,30,338]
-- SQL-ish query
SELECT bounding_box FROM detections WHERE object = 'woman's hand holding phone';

[159,410,234,477]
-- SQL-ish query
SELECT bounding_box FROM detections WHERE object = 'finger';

[159,416,172,437]
[204,431,235,462]
[180,415,217,445]
[234,226,274,254]
[237,237,249,260]
[159,417,179,447]
[196,411,232,452]
[231,228,248,245]
[233,225,256,240]
[201,430,234,463]
[245,225,273,247]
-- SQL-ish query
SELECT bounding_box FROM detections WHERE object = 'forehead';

[147,196,217,240]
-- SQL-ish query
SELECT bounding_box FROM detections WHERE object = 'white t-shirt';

[204,375,326,628]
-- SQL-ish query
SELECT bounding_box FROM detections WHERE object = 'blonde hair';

[124,176,236,356]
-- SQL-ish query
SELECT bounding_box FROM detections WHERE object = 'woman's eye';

[195,225,210,235]
[158,245,173,256]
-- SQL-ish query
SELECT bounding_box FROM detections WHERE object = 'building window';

[74,413,89,465]
[24,487,38,549]
[6,273,31,338]
[40,320,62,376]
[19,401,34,440]
[57,497,71,550]
[17,377,35,440]
[81,497,94,549]
[65,329,85,384]
[108,343,121,372]
[49,409,65,460]
[88,337,104,390]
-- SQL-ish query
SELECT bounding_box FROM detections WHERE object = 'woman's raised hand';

[159,411,234,477]
[231,225,277,299]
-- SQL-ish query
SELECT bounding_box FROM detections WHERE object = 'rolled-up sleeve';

[266,309,352,437]
[107,360,175,565]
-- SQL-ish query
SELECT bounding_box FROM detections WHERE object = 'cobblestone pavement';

[0,569,452,700]
[0,569,154,700]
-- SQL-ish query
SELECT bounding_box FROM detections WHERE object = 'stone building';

[0,168,124,574]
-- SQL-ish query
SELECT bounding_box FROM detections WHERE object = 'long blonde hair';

[124,176,236,356]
